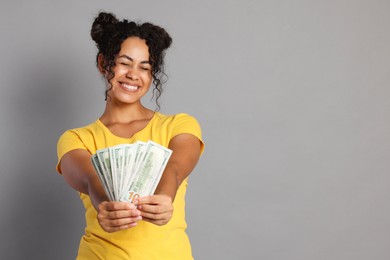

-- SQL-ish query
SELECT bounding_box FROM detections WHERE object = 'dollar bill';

[120,143,138,198]
[91,154,113,201]
[91,141,172,202]
[96,149,115,200]
[123,141,172,202]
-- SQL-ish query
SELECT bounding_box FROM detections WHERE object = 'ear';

[97,53,107,75]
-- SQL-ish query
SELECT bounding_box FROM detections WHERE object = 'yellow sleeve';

[56,130,87,174]
[171,113,205,154]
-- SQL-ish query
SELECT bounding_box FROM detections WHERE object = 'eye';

[120,62,130,66]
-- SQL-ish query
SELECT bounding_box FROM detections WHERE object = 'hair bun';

[91,12,119,45]
[141,23,172,51]
[160,28,172,50]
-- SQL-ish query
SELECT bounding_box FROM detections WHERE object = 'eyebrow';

[118,55,150,64]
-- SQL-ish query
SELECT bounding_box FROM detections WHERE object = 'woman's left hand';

[134,195,174,226]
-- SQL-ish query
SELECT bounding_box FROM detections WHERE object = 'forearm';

[86,175,110,210]
[61,149,109,210]
[154,135,202,201]
[154,164,180,201]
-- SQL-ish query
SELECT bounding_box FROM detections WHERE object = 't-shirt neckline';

[96,112,158,140]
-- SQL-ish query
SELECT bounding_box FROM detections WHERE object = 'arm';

[60,149,141,232]
[135,133,202,225]
[60,149,107,207]
[156,133,202,199]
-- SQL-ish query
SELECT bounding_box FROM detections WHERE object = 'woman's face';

[107,37,153,104]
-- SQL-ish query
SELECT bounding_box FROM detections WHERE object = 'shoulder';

[154,112,201,127]
[56,121,100,173]
[58,121,100,142]
[57,120,104,152]
[154,112,203,143]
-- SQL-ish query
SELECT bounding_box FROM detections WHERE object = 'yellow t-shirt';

[56,112,204,260]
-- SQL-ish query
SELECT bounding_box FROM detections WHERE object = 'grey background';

[1,0,390,259]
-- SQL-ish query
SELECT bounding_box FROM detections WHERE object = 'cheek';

[113,66,128,76]
[143,72,153,84]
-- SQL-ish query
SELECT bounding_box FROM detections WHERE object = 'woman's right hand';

[97,201,142,233]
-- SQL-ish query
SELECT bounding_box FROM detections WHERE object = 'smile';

[120,83,139,91]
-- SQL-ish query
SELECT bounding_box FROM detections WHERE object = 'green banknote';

[92,141,172,202]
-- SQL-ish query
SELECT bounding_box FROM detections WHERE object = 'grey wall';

[1,1,390,259]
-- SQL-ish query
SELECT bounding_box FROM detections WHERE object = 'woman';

[56,12,204,259]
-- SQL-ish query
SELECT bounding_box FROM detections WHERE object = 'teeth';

[121,83,138,91]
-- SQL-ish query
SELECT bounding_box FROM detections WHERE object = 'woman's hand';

[134,195,174,226]
[97,201,142,232]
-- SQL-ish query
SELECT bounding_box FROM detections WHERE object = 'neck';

[100,100,153,124]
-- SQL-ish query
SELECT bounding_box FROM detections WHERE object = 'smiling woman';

[55,11,204,260]
[102,37,153,106]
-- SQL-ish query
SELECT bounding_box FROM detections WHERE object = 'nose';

[126,68,139,80]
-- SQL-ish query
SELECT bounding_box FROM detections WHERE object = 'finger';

[140,211,168,220]
[136,195,173,205]
[108,215,142,227]
[139,203,169,214]
[98,215,142,232]
[98,211,141,223]
[106,209,141,220]
[103,221,139,233]
[141,216,169,226]
[134,195,156,205]
[103,201,136,211]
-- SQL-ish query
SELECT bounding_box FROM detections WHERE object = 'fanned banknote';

[91,141,172,202]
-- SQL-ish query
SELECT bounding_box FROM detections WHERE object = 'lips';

[120,82,139,92]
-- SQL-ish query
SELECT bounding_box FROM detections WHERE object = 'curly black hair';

[90,12,172,109]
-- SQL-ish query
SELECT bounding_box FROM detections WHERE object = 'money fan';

[91,141,172,202]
